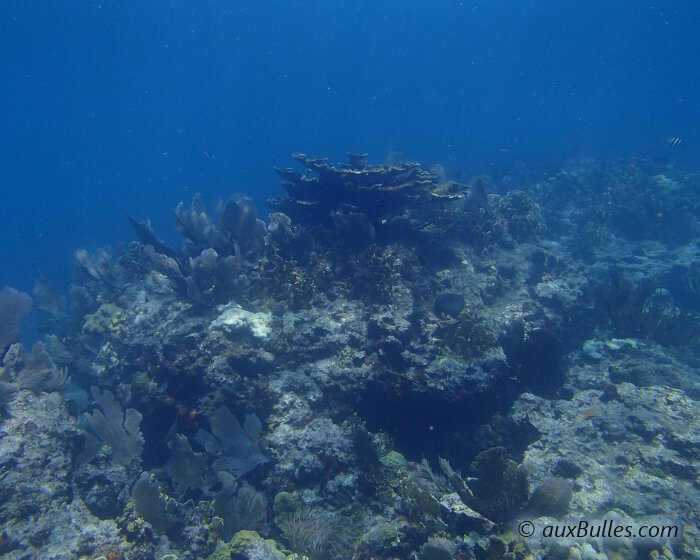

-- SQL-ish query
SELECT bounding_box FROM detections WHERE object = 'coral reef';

[1,154,698,559]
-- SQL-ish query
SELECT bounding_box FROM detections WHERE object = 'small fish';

[666,136,684,148]
[578,408,599,421]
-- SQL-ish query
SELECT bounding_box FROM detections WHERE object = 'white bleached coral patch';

[211,303,272,339]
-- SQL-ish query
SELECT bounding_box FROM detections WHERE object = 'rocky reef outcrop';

[0,154,698,559]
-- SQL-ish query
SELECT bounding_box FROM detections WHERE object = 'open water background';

[2,1,699,295]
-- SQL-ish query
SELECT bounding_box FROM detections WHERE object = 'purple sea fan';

[0,286,33,352]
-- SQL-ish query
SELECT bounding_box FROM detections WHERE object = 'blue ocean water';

[1,4,700,559]
[2,1,699,295]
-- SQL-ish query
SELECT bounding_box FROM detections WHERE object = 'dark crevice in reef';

[140,400,179,469]
[353,380,536,468]
[136,369,211,469]
[500,323,566,398]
